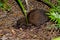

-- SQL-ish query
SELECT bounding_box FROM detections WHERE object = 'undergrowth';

[17,0,28,24]
[52,37,60,40]
[43,0,60,28]
[0,0,11,11]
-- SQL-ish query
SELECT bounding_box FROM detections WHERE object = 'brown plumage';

[28,9,49,26]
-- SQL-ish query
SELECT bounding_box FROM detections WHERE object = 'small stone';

[34,35,37,38]
[30,29,33,31]
[20,28,23,31]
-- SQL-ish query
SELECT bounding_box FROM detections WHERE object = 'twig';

[25,0,29,12]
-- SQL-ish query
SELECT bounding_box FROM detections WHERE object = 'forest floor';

[0,0,60,40]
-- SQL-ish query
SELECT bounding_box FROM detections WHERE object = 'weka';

[28,9,49,26]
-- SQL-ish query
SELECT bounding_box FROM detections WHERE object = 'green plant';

[17,0,28,24]
[43,0,60,25]
[41,0,55,8]
[0,0,11,11]
[52,37,60,40]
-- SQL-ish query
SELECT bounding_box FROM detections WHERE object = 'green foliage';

[42,0,55,8]
[52,37,60,40]
[17,0,28,24]
[43,0,60,25]
[0,0,11,11]
[57,0,60,6]
[47,9,60,24]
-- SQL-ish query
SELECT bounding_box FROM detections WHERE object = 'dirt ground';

[0,0,60,40]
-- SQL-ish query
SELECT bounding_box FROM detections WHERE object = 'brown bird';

[28,9,49,26]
